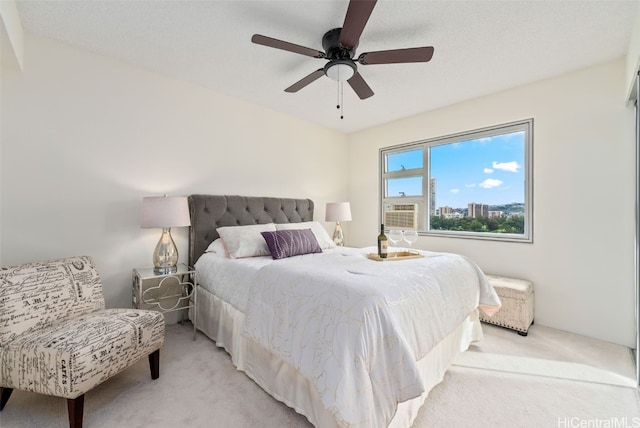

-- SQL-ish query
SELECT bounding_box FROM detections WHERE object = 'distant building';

[440,206,452,217]
[488,210,504,218]
[468,203,488,218]
[439,206,465,219]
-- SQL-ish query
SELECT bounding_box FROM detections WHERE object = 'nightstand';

[132,263,197,340]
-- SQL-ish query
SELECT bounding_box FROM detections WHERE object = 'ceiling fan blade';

[252,34,326,59]
[358,46,434,65]
[285,69,325,93]
[347,72,374,99]
[339,0,377,49]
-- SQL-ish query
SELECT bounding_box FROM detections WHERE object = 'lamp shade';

[141,196,191,228]
[325,202,352,222]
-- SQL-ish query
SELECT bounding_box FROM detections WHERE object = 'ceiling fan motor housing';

[322,28,357,60]
[322,28,358,81]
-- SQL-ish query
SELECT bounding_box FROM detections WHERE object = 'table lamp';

[141,195,191,274]
[325,202,352,246]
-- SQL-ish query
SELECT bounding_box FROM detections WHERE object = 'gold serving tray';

[367,251,424,262]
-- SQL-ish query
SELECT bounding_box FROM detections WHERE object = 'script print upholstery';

[0,256,105,345]
[0,256,165,399]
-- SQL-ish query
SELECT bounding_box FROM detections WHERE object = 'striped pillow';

[260,229,322,260]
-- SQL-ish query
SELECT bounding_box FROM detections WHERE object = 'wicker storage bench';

[480,274,534,336]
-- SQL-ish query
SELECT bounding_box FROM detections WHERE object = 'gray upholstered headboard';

[188,195,315,266]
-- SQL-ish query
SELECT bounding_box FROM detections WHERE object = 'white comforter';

[242,247,500,428]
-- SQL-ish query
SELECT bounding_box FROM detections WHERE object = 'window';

[380,119,533,242]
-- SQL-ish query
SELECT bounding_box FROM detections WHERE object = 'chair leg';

[0,387,13,410]
[67,394,84,428]
[148,349,160,380]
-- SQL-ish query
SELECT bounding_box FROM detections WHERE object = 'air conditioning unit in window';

[384,204,418,229]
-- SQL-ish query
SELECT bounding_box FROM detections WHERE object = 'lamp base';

[333,222,344,246]
[154,265,178,275]
[153,227,179,275]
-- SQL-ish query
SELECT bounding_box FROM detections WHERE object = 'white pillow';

[217,223,276,259]
[276,222,336,250]
[205,238,226,255]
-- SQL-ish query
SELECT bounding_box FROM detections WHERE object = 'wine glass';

[403,230,418,254]
[388,230,403,255]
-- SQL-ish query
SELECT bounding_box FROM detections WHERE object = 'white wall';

[0,0,24,70]
[0,0,26,266]
[0,60,2,265]
[0,43,3,266]
[1,34,348,309]
[347,59,636,347]
[626,4,640,101]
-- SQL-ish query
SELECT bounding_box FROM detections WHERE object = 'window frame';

[380,119,533,243]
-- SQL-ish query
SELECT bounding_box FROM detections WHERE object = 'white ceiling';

[15,0,639,133]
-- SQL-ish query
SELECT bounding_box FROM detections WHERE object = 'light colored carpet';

[1,322,638,427]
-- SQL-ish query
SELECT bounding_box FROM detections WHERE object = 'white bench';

[480,274,534,336]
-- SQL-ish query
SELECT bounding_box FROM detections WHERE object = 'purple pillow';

[260,229,322,260]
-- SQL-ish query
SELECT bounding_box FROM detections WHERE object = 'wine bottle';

[377,223,388,259]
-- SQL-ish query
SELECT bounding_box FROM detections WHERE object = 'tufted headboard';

[188,195,315,266]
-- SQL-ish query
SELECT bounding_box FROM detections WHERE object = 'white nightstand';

[132,263,196,340]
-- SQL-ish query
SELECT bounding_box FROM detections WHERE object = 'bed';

[187,194,500,428]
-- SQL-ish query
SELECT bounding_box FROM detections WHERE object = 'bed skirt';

[191,286,483,428]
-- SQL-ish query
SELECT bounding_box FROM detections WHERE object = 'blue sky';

[387,132,525,208]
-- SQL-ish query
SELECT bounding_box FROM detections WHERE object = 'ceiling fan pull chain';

[340,81,344,119]
[336,81,344,119]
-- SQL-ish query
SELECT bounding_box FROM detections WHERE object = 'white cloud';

[473,137,491,144]
[450,188,460,194]
[492,161,520,172]
[479,178,503,189]
[465,183,476,188]
[483,168,494,174]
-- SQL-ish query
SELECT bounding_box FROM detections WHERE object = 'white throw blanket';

[242,247,500,428]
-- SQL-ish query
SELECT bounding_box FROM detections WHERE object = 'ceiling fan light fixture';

[324,60,356,82]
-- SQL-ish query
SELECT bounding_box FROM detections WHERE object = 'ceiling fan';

[251,0,434,101]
